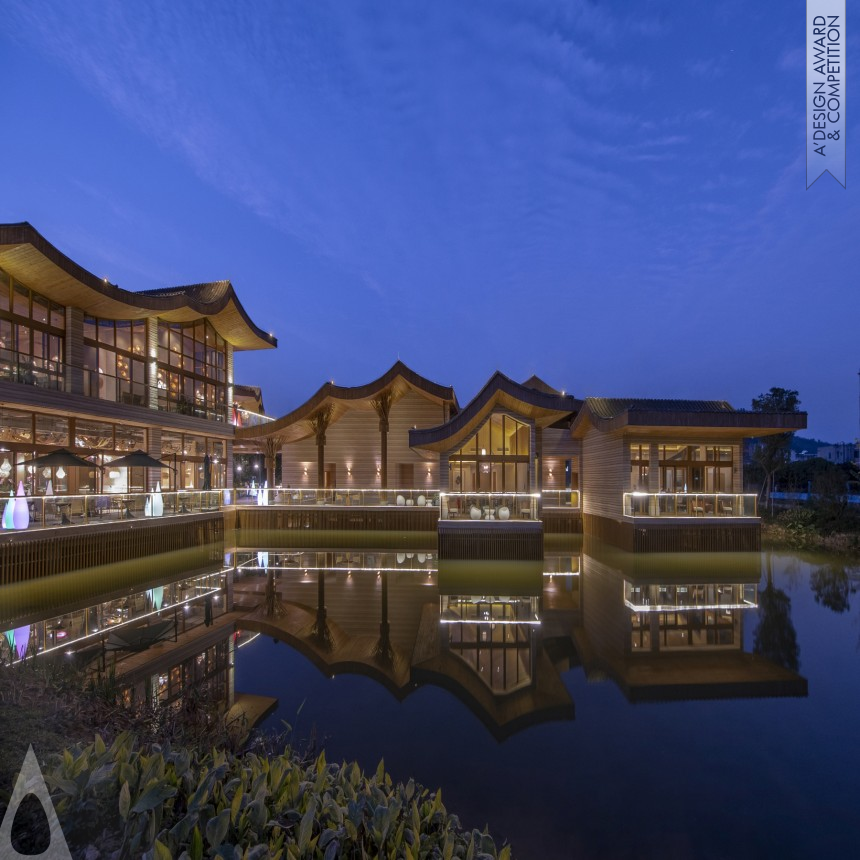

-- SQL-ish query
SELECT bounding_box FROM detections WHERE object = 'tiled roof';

[585,398,735,420]
[522,374,563,396]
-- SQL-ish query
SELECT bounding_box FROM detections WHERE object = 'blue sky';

[3,0,857,440]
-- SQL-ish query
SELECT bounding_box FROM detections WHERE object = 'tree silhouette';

[750,387,800,509]
[810,565,856,613]
[753,553,800,671]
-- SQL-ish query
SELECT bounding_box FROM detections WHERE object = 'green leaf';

[375,759,385,784]
[499,846,511,860]
[118,781,131,821]
[205,808,230,848]
[190,826,203,860]
[231,785,244,825]
[297,798,317,852]
[153,839,172,860]
[132,781,178,814]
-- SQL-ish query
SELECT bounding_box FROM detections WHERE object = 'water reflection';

[753,552,801,672]
[578,539,807,700]
[1,567,226,661]
[235,540,806,738]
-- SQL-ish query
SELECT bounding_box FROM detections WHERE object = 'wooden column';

[371,390,394,489]
[308,406,333,488]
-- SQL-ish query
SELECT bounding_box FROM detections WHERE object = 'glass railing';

[623,581,758,611]
[5,568,226,662]
[82,367,149,407]
[0,348,228,422]
[160,396,228,423]
[2,489,225,529]
[622,492,758,518]
[439,492,540,521]
[231,487,441,507]
[0,348,66,391]
[541,489,581,509]
[232,407,275,427]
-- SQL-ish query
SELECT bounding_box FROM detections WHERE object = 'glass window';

[32,298,48,324]
[161,431,183,456]
[115,321,131,352]
[35,414,69,446]
[0,407,32,442]
[13,283,29,317]
[75,419,114,450]
[98,319,115,346]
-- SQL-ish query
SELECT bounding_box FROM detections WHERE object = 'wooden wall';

[541,428,580,490]
[581,427,627,521]
[0,514,224,587]
[280,390,445,489]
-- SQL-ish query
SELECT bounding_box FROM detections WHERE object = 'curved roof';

[409,371,580,453]
[0,222,276,351]
[235,360,457,443]
[571,396,807,438]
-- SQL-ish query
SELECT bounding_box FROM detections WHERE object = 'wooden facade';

[280,390,446,490]
[0,513,223,587]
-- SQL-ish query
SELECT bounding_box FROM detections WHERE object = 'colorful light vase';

[12,481,29,530]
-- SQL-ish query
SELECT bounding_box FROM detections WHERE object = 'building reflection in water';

[0,537,808,742]
[575,537,807,701]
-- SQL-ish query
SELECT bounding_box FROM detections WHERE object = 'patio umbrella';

[202,453,212,490]
[106,450,167,470]
[25,448,94,468]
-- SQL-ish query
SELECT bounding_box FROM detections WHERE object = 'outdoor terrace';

[622,492,757,519]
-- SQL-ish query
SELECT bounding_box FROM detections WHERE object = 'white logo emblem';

[0,746,72,859]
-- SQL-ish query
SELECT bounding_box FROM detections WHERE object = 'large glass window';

[449,413,530,492]
[652,444,733,493]
[83,316,147,405]
[156,319,227,420]
[0,271,65,389]
[629,444,650,491]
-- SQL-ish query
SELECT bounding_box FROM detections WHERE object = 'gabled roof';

[0,222,276,351]
[522,374,564,396]
[571,397,807,439]
[410,371,580,453]
[235,360,457,443]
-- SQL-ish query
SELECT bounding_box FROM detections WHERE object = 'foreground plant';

[48,733,512,859]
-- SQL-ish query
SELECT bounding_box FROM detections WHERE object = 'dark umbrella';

[106,450,167,470]
[25,448,94,468]
[202,453,212,491]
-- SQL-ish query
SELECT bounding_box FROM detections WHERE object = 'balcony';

[541,489,581,509]
[622,492,757,519]
[0,348,227,422]
[440,492,540,521]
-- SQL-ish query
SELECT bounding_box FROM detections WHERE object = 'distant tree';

[750,387,801,510]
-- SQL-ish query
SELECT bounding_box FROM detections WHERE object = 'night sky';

[3,1,857,441]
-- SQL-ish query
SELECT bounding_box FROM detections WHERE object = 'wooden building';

[234,361,457,490]
[571,398,807,551]
[409,371,580,495]
[0,222,275,495]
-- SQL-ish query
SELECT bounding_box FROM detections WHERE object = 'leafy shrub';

[48,733,512,859]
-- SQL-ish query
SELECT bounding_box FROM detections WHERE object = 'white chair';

[406,498,414,506]
[417,494,426,507]
[470,506,481,520]
[498,506,510,520]
[396,494,406,506]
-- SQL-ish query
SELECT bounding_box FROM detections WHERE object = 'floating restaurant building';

[0,222,806,557]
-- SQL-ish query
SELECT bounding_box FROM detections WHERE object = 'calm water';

[234,540,860,860]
